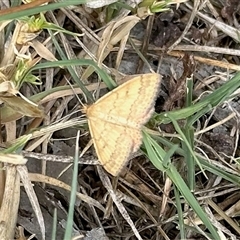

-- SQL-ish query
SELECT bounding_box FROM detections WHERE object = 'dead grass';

[0,0,240,239]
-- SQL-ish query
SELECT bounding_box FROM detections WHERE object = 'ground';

[0,1,240,240]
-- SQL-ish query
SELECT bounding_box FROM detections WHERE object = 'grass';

[0,0,240,239]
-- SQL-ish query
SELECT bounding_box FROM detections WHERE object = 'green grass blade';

[0,1,87,22]
[51,208,57,240]
[64,131,80,239]
[142,131,220,240]
[156,72,240,124]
